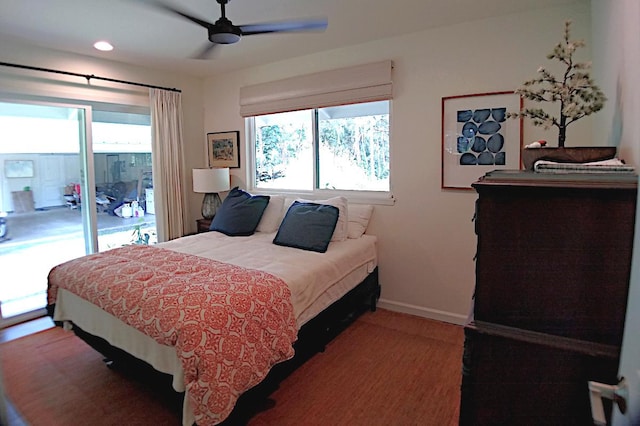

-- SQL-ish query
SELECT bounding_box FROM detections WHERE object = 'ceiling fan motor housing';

[210,17,241,44]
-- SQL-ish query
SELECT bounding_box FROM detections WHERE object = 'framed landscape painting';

[207,131,240,168]
[441,91,522,189]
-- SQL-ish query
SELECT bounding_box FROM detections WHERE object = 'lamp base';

[201,193,222,220]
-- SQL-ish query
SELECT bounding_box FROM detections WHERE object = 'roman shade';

[239,60,393,117]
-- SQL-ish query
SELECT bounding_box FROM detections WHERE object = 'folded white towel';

[534,158,635,174]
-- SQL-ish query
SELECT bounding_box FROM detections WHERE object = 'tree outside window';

[252,101,389,192]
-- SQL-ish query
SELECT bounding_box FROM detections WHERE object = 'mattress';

[52,231,377,426]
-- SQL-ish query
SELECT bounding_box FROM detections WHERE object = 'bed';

[47,190,379,426]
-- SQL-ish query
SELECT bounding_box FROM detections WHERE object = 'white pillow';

[296,196,348,242]
[347,204,373,238]
[256,195,285,233]
[283,197,296,213]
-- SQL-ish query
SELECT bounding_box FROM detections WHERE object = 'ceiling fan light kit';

[209,23,241,44]
[210,33,240,44]
[152,0,327,58]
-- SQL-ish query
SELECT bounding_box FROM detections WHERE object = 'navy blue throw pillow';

[210,187,270,236]
[273,201,339,253]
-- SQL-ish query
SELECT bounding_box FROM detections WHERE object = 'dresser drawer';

[473,182,635,345]
[460,323,618,426]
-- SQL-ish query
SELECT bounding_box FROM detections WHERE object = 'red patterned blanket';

[47,244,298,425]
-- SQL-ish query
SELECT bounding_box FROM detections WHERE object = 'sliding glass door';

[0,100,96,326]
[91,109,156,250]
[0,101,155,326]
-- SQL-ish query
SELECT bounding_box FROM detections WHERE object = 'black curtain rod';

[0,61,181,93]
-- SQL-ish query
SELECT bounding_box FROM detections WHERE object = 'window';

[254,109,313,190]
[251,100,389,192]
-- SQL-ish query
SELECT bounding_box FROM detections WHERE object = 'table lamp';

[192,168,230,220]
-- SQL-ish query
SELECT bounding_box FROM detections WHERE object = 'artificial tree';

[508,20,606,147]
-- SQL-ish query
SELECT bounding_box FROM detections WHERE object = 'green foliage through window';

[252,101,389,192]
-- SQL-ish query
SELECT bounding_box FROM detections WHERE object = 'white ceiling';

[0,0,583,77]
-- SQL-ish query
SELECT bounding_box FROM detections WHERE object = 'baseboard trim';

[377,299,468,326]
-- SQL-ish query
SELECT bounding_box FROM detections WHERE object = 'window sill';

[249,188,396,206]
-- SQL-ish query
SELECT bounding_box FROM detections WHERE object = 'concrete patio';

[0,206,156,250]
[0,207,156,320]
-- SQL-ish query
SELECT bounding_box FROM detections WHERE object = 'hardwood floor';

[1,316,54,426]
[1,312,464,425]
[0,316,54,344]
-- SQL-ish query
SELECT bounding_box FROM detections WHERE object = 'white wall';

[203,3,593,323]
[0,39,205,230]
[592,0,640,166]
[592,1,640,423]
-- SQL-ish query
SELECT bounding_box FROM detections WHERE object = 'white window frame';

[246,103,394,205]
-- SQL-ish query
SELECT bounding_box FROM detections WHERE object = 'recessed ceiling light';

[93,41,114,52]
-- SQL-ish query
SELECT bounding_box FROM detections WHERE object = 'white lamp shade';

[192,168,230,193]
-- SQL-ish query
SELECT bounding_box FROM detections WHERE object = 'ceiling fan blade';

[149,1,214,30]
[240,18,328,36]
[138,1,328,60]
[191,42,219,60]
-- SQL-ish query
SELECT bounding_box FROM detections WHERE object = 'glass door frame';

[76,105,99,254]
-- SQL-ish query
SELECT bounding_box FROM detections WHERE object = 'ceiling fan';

[150,0,328,59]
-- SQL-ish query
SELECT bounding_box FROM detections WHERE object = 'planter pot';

[522,146,617,171]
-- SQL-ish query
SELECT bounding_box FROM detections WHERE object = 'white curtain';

[149,89,186,241]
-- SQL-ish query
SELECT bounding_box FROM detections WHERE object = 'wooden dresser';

[460,170,637,425]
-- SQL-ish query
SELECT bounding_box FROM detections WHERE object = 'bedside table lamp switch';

[193,168,230,220]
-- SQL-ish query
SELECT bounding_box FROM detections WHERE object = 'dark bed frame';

[48,267,380,425]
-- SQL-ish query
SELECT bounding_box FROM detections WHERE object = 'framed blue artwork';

[441,91,522,189]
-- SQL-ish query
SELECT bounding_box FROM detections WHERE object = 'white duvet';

[158,230,378,320]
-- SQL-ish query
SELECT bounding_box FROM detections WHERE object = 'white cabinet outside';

[145,188,155,214]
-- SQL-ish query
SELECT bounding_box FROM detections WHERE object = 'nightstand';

[196,218,212,233]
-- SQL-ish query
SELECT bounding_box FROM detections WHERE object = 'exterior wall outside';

[0,153,77,210]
